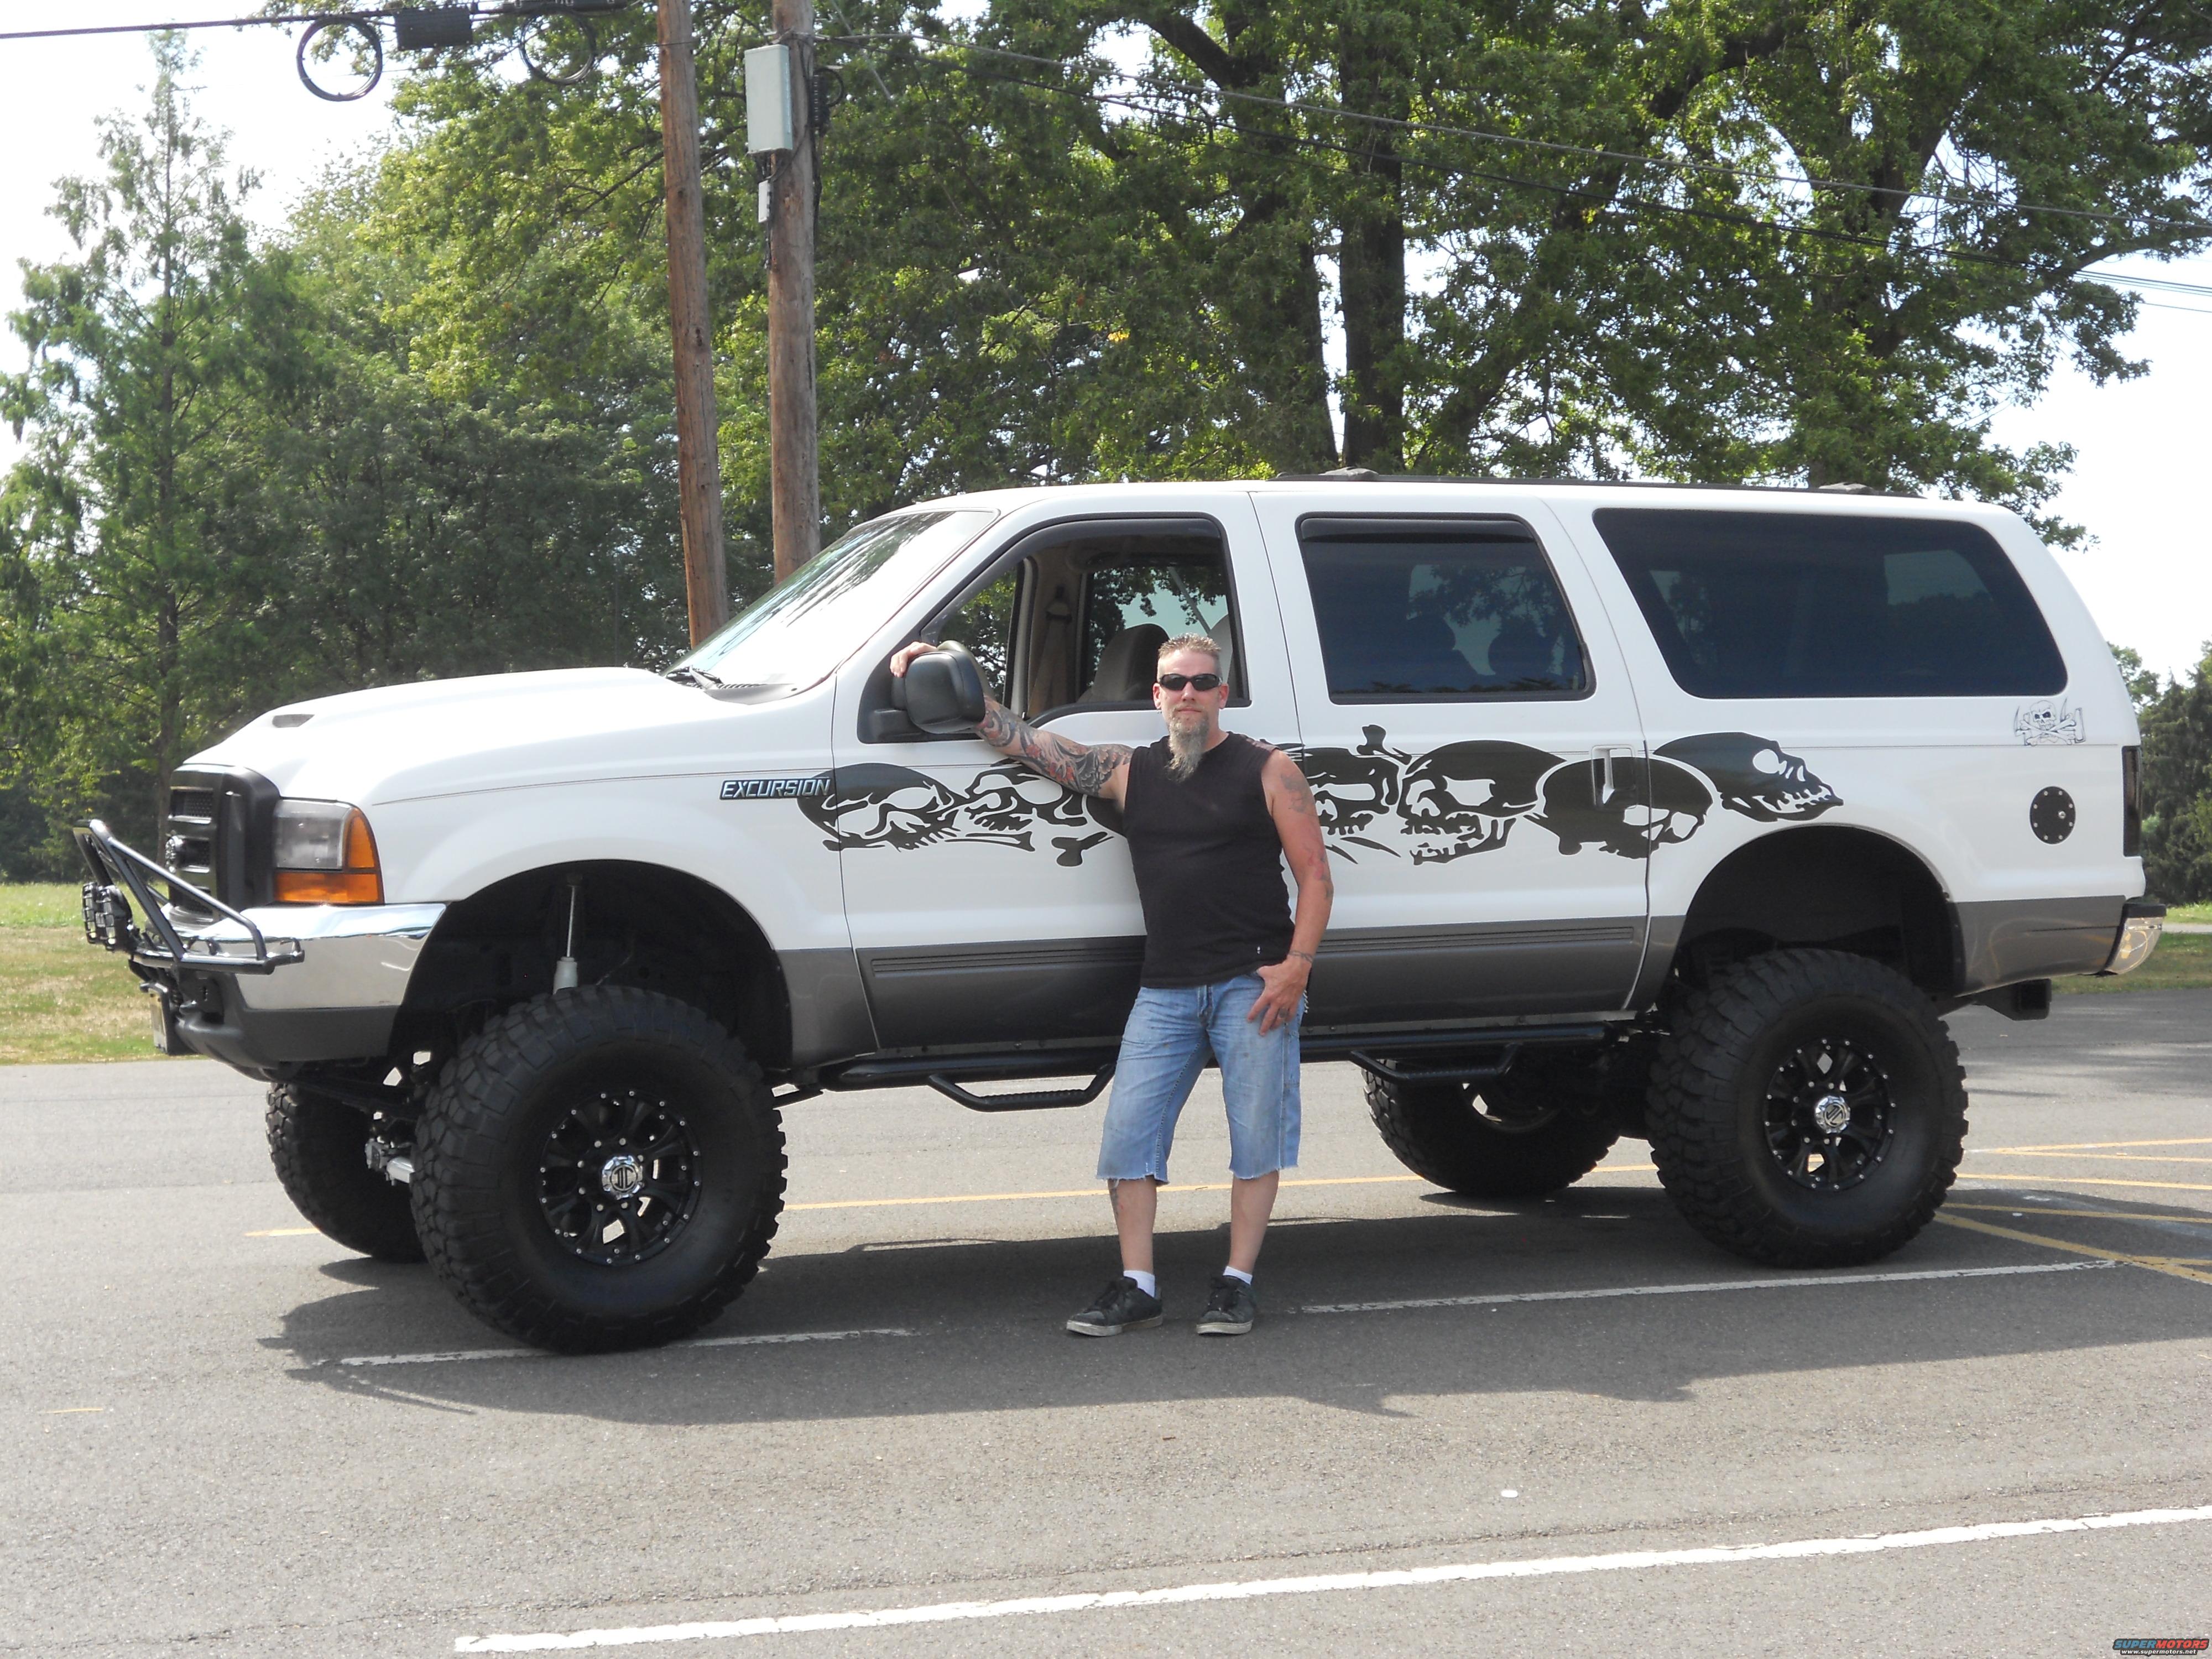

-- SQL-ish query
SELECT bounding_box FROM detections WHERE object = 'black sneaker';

[1066,1276,1164,1337]
[1196,1274,1258,1335]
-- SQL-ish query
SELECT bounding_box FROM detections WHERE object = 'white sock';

[1221,1266,1254,1285]
[1124,1269,1157,1297]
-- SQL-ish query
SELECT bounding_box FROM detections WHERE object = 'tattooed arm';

[1251,749,1334,1034]
[888,641,1133,803]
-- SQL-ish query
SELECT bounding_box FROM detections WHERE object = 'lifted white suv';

[76,480,2164,1351]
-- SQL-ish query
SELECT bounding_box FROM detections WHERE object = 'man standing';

[889,634,1332,1336]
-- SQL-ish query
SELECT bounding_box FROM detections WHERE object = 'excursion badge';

[719,775,829,800]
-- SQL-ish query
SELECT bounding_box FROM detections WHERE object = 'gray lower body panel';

[781,947,880,1067]
[846,919,1647,1053]
[1954,895,2125,992]
[1307,919,1646,1025]
[856,936,1147,1050]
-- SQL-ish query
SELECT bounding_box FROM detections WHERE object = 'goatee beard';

[1166,716,1208,780]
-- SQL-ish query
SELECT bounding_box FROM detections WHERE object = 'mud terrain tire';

[1646,949,1966,1267]
[410,987,785,1353]
[266,1084,425,1262]
[1365,1067,1620,1198]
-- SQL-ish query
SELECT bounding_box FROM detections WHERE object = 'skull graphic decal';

[2013,700,2084,747]
[1397,741,1557,864]
[1289,725,1408,858]
[1655,733,1840,823]
[799,763,1112,860]
[1536,757,1714,858]
[796,727,1829,867]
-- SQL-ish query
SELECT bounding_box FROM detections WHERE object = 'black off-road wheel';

[1646,949,1967,1267]
[1365,1061,1621,1199]
[410,987,786,1353]
[265,1084,425,1262]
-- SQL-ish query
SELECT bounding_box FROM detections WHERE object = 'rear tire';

[265,1084,425,1262]
[410,987,786,1353]
[1365,1065,1620,1198]
[1646,949,1966,1267]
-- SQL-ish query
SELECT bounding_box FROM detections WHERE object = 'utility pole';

[655,0,730,644]
[764,0,820,580]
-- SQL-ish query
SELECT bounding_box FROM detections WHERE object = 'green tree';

[377,0,2212,524]
[2134,643,2212,904]
[1,34,307,849]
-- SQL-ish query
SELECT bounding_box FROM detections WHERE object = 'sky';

[3,6,2209,684]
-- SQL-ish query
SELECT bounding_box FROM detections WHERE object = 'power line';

[832,30,2212,244]
[0,12,359,40]
[0,2,633,44]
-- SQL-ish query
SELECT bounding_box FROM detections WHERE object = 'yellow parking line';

[43,1407,104,1415]
[1956,1174,2212,1193]
[789,1174,1432,1212]
[1974,1138,2212,1153]
[1968,1151,2212,1165]
[1935,1212,2212,1287]
[1952,1203,2212,1226]
[241,1169,1661,1230]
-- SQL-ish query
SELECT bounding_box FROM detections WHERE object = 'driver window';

[1076,557,1237,705]
[933,570,1021,705]
[900,523,1238,734]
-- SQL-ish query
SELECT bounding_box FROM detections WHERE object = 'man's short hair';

[1157,633,1222,669]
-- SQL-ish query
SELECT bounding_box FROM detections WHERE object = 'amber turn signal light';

[272,807,383,905]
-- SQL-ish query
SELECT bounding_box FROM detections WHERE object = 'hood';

[188,667,778,805]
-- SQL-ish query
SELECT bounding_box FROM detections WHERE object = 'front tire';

[1365,1065,1620,1198]
[265,1084,425,1262]
[1646,949,1967,1267]
[410,987,786,1353]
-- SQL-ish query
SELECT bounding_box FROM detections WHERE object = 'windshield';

[671,509,996,694]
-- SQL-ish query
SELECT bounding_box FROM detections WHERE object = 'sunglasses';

[1155,672,1223,692]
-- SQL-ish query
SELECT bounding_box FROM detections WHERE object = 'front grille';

[163,768,280,908]
[165,786,217,880]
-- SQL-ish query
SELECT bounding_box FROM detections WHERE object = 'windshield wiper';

[664,664,724,689]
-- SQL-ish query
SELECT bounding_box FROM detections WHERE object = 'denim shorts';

[1096,973,1303,1183]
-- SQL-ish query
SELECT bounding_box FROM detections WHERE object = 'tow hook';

[365,1134,414,1186]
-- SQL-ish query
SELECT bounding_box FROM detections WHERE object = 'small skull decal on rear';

[1656,733,1840,823]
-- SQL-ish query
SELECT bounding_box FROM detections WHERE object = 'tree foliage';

[3,8,2209,874]
[2124,641,2212,904]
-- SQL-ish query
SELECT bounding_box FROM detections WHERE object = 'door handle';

[1592,745,1638,806]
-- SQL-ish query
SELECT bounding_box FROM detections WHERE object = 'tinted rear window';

[1298,517,1589,701]
[1593,509,2066,698]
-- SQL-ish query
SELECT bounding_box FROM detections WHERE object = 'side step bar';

[815,1022,1615,1112]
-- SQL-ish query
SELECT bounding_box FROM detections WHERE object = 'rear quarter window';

[1591,509,2067,699]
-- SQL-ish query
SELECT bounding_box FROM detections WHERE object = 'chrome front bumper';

[163,902,447,1011]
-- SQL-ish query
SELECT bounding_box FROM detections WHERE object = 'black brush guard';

[73,819,302,976]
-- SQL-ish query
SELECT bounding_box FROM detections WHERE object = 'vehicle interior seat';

[1081,623,1169,702]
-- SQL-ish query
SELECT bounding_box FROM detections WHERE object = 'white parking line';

[324,1328,915,1369]
[453,1500,2212,1651]
[1298,1259,2111,1314]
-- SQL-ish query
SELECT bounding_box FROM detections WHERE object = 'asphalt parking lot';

[8,991,2211,1657]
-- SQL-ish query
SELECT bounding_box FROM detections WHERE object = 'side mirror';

[893,641,987,735]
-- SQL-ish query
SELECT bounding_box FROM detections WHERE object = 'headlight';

[271,799,384,904]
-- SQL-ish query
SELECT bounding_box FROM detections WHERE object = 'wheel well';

[1675,827,1956,995]
[394,862,791,1073]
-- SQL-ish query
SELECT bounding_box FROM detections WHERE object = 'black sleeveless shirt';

[1122,732,1294,988]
